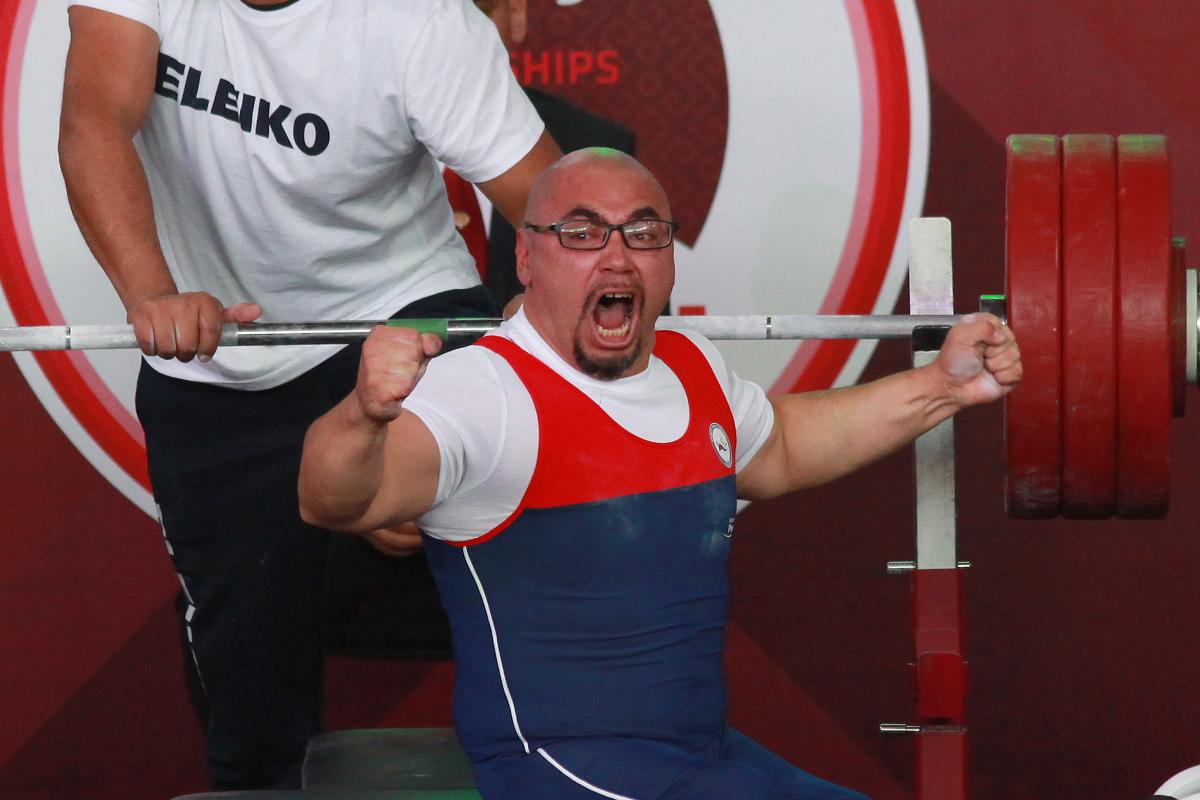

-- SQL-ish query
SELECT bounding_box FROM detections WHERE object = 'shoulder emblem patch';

[709,422,733,468]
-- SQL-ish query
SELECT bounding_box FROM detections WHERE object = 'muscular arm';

[59,7,259,360]
[476,131,561,316]
[477,130,561,227]
[737,314,1022,499]
[299,327,444,533]
[60,7,170,305]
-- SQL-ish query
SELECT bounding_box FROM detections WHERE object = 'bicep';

[367,410,443,529]
[735,393,825,500]
[63,7,159,138]
[735,411,787,500]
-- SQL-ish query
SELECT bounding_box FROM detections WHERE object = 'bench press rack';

[878,218,972,799]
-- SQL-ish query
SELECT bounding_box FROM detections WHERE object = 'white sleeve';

[403,0,544,183]
[676,331,775,472]
[729,371,773,473]
[401,347,507,506]
[402,345,537,542]
[66,0,160,35]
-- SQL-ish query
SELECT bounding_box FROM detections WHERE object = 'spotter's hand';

[127,292,260,362]
[355,325,443,424]
[363,521,425,557]
[933,313,1023,407]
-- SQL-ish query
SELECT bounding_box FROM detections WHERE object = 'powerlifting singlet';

[423,331,739,790]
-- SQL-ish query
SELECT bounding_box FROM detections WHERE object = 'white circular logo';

[709,422,733,469]
[0,1,929,517]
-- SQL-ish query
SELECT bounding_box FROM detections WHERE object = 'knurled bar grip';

[0,314,967,352]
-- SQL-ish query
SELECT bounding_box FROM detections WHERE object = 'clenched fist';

[934,312,1023,408]
[355,325,443,423]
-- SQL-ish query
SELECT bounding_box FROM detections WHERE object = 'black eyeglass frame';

[523,218,680,250]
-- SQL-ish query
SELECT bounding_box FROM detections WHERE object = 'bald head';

[525,148,671,225]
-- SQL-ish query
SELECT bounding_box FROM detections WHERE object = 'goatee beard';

[573,337,642,381]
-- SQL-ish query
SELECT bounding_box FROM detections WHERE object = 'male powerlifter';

[299,148,1022,800]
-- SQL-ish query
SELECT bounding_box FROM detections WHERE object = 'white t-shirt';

[403,310,776,541]
[67,0,545,389]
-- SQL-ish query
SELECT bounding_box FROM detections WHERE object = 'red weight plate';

[1005,135,1062,518]
[1060,135,1117,518]
[1116,135,1172,518]
[1171,237,1186,417]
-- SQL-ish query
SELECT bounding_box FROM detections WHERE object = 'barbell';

[0,313,965,351]
[0,134,1189,520]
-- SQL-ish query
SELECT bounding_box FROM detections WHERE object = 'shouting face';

[517,149,676,380]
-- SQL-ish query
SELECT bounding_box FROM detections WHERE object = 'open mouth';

[592,292,636,339]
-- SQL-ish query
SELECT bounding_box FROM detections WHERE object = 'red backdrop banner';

[2,2,1199,798]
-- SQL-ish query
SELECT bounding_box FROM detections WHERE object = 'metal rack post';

[882,217,969,799]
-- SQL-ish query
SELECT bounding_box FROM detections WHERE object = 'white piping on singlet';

[463,548,530,753]
[462,550,643,799]
[537,747,640,800]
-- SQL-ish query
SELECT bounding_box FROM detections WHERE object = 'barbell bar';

[0,313,968,352]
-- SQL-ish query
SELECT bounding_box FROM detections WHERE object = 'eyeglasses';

[523,218,679,250]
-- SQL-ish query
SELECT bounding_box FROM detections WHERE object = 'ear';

[508,0,527,46]
[515,228,533,287]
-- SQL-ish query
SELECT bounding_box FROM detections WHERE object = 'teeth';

[596,319,631,338]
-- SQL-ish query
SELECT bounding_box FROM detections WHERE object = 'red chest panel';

[476,330,737,512]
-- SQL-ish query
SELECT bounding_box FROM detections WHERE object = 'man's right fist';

[355,325,443,424]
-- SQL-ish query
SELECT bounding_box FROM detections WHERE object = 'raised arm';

[299,326,445,533]
[59,7,258,361]
[737,313,1022,499]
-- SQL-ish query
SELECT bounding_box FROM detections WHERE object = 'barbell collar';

[1188,268,1198,385]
